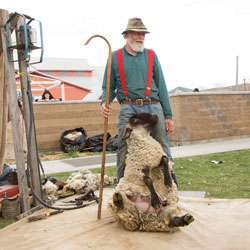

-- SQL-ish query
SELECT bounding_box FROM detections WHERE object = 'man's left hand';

[165,119,174,133]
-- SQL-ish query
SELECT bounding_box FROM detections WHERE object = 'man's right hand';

[100,103,111,118]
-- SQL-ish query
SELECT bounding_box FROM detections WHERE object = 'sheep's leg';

[113,192,124,209]
[142,166,161,209]
[169,213,194,227]
[171,170,179,188]
[159,156,172,187]
[122,127,133,140]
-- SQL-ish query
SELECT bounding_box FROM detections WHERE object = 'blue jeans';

[116,103,173,181]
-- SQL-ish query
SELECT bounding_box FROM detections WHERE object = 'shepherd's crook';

[84,35,112,220]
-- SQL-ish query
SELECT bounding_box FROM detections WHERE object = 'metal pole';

[0,9,30,211]
[84,35,112,220]
[236,56,239,85]
[243,78,246,91]
[16,16,42,204]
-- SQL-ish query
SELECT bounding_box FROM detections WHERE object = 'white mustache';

[128,40,144,52]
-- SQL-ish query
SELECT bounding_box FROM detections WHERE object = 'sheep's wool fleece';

[109,127,185,232]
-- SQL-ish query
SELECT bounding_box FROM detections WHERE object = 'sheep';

[109,113,194,232]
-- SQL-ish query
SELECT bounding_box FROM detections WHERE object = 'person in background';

[41,89,54,101]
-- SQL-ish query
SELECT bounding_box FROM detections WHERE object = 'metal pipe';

[236,56,239,85]
[84,34,112,220]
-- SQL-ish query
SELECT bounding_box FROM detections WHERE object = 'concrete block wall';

[5,92,250,153]
[33,102,120,150]
[169,92,250,145]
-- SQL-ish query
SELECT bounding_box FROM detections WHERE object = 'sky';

[2,0,250,90]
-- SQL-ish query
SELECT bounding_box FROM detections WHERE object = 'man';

[101,17,175,182]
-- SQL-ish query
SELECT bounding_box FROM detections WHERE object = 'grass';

[5,150,105,165]
[39,150,104,161]
[175,150,250,198]
[0,218,16,230]
[52,149,250,199]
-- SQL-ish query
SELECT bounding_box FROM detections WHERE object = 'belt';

[121,98,159,106]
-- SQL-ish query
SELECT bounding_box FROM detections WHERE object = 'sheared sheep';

[109,113,194,232]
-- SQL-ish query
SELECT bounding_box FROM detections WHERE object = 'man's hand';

[165,119,174,134]
[100,103,111,118]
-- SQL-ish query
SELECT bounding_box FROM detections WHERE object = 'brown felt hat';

[122,17,150,35]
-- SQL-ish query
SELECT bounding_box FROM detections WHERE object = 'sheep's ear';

[129,117,139,126]
[143,114,158,130]
[151,115,159,127]
[122,127,133,140]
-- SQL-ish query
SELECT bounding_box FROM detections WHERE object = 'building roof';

[57,66,105,102]
[31,71,91,93]
[169,86,193,95]
[29,58,106,102]
[35,67,105,102]
[203,83,250,92]
[16,71,91,101]
[32,57,93,72]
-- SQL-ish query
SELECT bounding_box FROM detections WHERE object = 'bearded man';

[101,18,176,184]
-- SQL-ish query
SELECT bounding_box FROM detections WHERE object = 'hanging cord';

[19,67,98,211]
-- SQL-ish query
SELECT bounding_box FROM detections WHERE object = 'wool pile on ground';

[42,169,115,199]
[0,188,249,250]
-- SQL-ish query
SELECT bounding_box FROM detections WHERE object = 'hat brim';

[122,29,150,35]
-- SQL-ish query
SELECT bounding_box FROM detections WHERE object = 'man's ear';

[123,33,128,39]
[122,127,133,140]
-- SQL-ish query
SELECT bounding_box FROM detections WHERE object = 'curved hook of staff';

[84,34,111,52]
[84,34,112,108]
[84,34,112,220]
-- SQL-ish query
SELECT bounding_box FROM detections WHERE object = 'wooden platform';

[0,188,250,250]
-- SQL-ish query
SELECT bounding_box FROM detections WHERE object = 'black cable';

[22,65,98,211]
[30,188,97,211]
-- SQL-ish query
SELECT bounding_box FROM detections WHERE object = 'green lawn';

[0,218,16,230]
[53,149,250,199]
[174,150,250,198]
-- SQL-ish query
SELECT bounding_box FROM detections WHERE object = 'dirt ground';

[0,189,250,250]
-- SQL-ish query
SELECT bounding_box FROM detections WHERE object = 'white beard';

[128,40,144,52]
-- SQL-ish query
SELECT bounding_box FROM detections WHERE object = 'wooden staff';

[84,35,112,220]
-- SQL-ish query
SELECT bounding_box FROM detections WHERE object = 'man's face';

[125,31,146,52]
[45,93,50,100]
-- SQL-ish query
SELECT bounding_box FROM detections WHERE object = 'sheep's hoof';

[183,214,194,225]
[113,192,124,209]
[169,213,194,227]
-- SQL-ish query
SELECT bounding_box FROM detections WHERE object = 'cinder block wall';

[33,102,120,150]
[169,92,250,145]
[7,92,250,152]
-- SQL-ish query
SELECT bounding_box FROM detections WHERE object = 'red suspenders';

[117,49,129,97]
[116,48,155,98]
[145,49,155,97]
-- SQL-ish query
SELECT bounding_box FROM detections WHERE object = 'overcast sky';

[2,0,250,90]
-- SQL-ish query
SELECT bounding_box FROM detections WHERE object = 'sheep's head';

[123,113,159,140]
